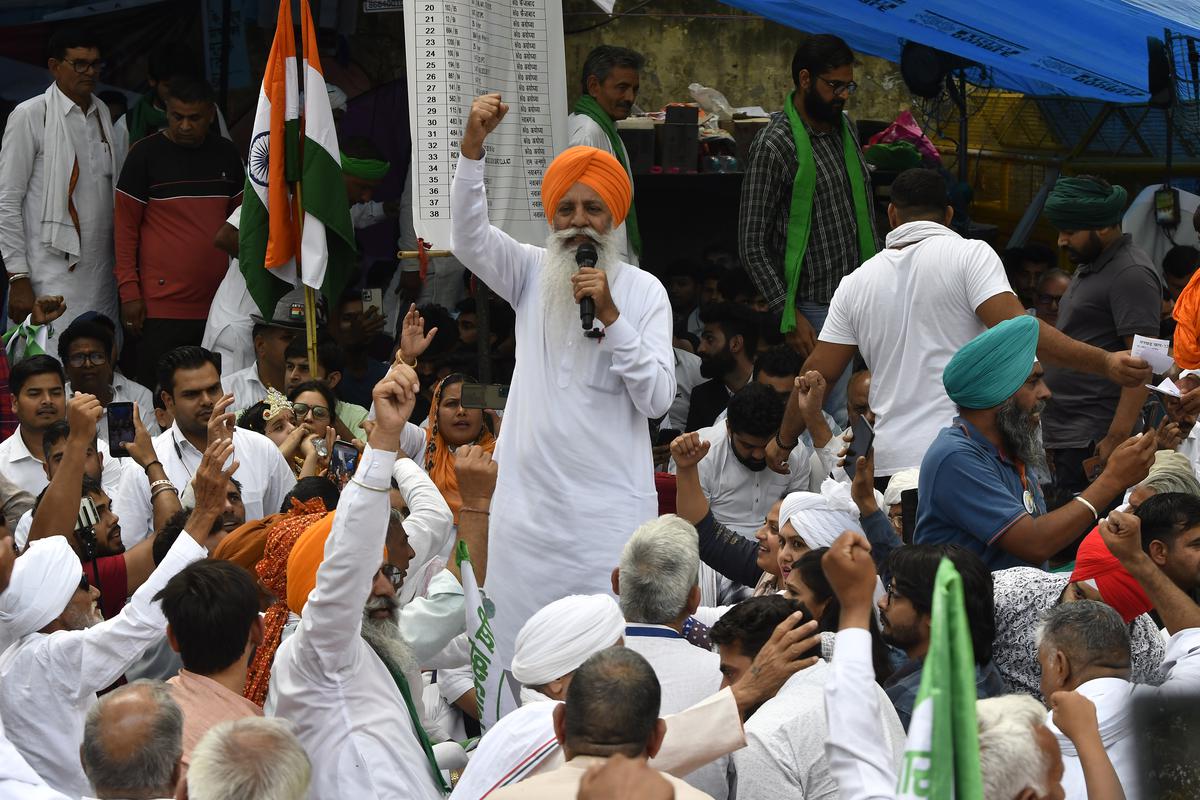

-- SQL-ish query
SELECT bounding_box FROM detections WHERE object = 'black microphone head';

[575,242,598,268]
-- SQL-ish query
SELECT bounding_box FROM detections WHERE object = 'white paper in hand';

[1146,377,1182,398]
[1132,334,1175,375]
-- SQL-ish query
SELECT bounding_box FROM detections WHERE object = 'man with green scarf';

[568,45,644,266]
[1040,175,1163,497]
[739,33,878,427]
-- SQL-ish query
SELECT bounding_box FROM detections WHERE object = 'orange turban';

[286,512,337,616]
[1069,527,1152,623]
[1174,267,1200,369]
[541,146,632,227]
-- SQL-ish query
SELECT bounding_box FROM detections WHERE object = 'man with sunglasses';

[739,33,876,428]
[0,28,127,357]
[58,314,157,439]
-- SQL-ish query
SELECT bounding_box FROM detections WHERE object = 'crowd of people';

[0,18,1198,800]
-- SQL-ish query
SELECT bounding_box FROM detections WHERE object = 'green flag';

[896,558,984,799]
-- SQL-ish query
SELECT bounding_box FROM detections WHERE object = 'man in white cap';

[450,593,821,799]
[0,439,231,796]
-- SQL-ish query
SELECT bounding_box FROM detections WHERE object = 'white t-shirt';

[819,221,1014,476]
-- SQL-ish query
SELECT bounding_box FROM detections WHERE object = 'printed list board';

[404,0,568,249]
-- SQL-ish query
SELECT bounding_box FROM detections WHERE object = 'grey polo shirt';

[1042,234,1162,449]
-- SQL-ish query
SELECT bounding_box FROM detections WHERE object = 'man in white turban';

[0,512,211,795]
[450,593,821,799]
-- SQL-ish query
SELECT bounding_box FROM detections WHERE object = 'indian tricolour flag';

[240,0,355,318]
[896,558,984,800]
[455,541,519,732]
[239,0,300,317]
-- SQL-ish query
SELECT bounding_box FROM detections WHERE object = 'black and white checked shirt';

[738,111,877,309]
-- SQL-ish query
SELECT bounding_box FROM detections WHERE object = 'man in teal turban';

[1040,174,1164,500]
[914,315,1158,570]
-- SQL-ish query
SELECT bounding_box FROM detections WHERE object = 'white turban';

[326,84,348,113]
[511,594,625,686]
[883,469,920,507]
[0,537,79,641]
[779,479,864,551]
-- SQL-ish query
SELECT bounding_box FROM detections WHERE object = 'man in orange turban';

[449,93,674,670]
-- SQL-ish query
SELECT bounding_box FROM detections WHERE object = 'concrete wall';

[561,0,911,123]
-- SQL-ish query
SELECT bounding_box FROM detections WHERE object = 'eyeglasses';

[380,564,405,590]
[79,573,91,592]
[291,403,330,420]
[68,352,107,368]
[885,582,902,605]
[819,76,858,96]
[61,58,106,75]
[1036,294,1063,306]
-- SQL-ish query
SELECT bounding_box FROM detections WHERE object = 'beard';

[1063,231,1103,265]
[541,226,622,346]
[803,85,845,125]
[699,348,736,380]
[63,603,103,630]
[996,396,1048,473]
[361,597,421,689]
[733,443,768,472]
[879,613,921,651]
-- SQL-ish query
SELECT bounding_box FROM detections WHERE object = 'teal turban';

[1043,176,1128,230]
[943,315,1040,409]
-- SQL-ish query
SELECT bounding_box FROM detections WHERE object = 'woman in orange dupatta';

[424,374,496,523]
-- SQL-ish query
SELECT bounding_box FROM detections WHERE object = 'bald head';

[81,680,182,800]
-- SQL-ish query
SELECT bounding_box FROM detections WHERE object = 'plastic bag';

[867,110,941,166]
[688,82,735,121]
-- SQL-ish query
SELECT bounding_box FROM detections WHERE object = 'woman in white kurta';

[450,96,674,666]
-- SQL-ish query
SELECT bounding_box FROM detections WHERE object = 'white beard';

[362,610,422,693]
[540,226,623,347]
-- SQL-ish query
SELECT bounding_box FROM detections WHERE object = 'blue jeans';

[797,300,851,428]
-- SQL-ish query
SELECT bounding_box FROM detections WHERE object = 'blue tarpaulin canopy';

[719,0,1200,102]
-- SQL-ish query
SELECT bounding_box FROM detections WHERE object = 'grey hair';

[388,507,405,528]
[81,679,183,799]
[188,717,311,800]
[976,694,1054,799]
[1035,599,1131,670]
[1139,469,1200,498]
[617,514,699,625]
[580,45,645,95]
[1036,267,1070,290]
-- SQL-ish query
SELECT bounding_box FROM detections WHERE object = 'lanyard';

[625,625,684,640]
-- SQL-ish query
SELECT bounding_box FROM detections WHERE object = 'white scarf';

[39,83,121,266]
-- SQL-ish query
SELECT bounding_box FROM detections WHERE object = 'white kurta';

[0,84,124,355]
[567,113,638,266]
[267,447,445,800]
[737,657,904,799]
[221,363,270,414]
[450,153,674,663]
[1049,627,1200,800]
[0,533,205,797]
[623,625,729,799]
[201,207,258,375]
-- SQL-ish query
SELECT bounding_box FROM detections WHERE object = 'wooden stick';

[396,249,453,259]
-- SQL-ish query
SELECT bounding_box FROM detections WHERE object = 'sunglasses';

[79,573,91,592]
[380,563,405,590]
[292,403,330,420]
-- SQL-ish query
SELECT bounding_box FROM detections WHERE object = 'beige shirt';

[167,669,261,764]
[488,755,713,799]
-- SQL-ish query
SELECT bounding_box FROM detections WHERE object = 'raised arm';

[1101,509,1200,634]
[451,93,540,306]
[391,455,453,583]
[447,444,497,585]
[28,395,102,546]
[1050,691,1126,800]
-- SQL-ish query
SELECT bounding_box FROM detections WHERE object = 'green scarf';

[364,639,451,794]
[571,95,641,256]
[341,153,391,181]
[125,92,166,143]
[2,320,48,361]
[780,90,876,332]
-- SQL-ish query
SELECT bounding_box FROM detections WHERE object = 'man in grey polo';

[1040,175,1162,496]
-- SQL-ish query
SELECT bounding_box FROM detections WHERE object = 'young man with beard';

[1040,176,1163,496]
[876,544,1005,729]
[917,315,1156,569]
[450,94,674,667]
[739,34,877,426]
[686,303,757,432]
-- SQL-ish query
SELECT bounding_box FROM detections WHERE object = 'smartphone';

[329,440,359,488]
[843,416,875,481]
[655,427,682,447]
[460,383,510,410]
[1082,455,1103,483]
[900,488,918,544]
[106,402,135,458]
[1144,393,1169,432]
[361,288,384,316]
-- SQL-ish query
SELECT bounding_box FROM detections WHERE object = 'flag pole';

[294,180,320,376]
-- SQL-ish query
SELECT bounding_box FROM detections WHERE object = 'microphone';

[575,242,598,331]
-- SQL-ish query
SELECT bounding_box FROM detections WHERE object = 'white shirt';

[112,423,295,547]
[0,717,68,800]
[819,221,1014,475]
[737,656,904,799]
[623,625,729,799]
[201,207,258,375]
[0,84,124,356]
[221,363,269,414]
[66,375,157,441]
[450,153,675,662]
[567,112,638,266]
[677,423,810,537]
[0,425,124,499]
[0,533,206,797]
[1049,627,1200,800]
[268,447,445,800]
[1176,426,1200,477]
[667,348,703,431]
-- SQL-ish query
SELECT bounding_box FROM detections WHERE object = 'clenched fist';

[461,93,509,160]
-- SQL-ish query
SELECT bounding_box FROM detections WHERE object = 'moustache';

[365,594,398,613]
